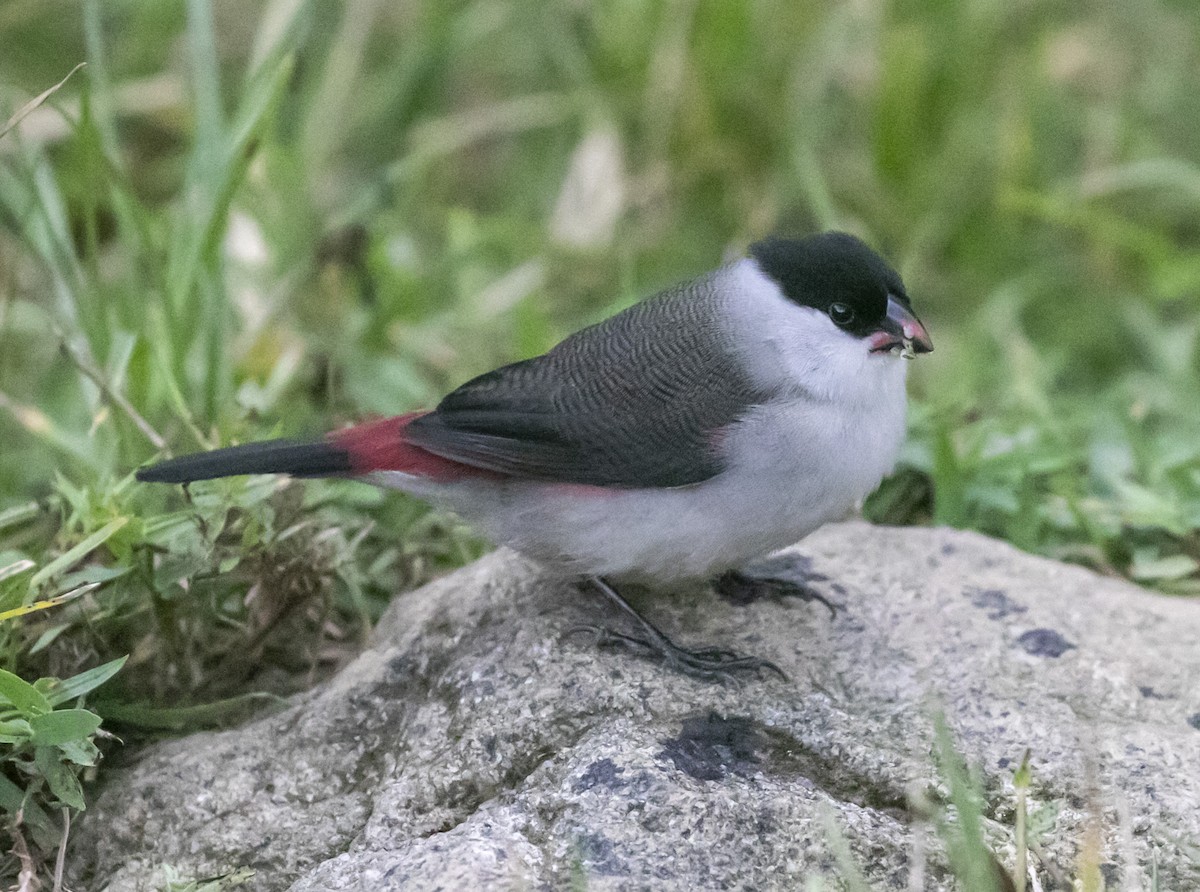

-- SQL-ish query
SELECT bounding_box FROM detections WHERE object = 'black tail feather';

[135,438,352,484]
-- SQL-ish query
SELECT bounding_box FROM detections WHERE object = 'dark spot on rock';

[573,758,625,793]
[1188,713,1200,731]
[574,832,624,876]
[443,778,480,809]
[965,587,1027,620]
[1139,686,1168,700]
[753,810,777,838]
[658,714,910,816]
[624,769,656,797]
[640,813,666,833]
[941,543,957,555]
[386,653,416,678]
[997,757,1010,769]
[1016,628,1076,658]
[483,734,498,759]
[1100,863,1120,885]
[658,713,763,781]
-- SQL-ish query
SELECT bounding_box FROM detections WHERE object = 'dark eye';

[829,302,855,326]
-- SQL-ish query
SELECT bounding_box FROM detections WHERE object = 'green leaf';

[30,516,129,588]
[0,772,59,851]
[0,558,36,584]
[47,762,86,810]
[44,655,128,706]
[28,708,103,746]
[0,718,33,743]
[0,502,41,532]
[57,735,101,767]
[56,564,132,590]
[35,747,86,810]
[160,866,257,892]
[0,63,87,140]
[95,692,285,730]
[28,624,70,656]
[1012,749,1032,789]
[0,668,52,715]
[933,714,1005,892]
[1131,553,1199,582]
[0,774,27,814]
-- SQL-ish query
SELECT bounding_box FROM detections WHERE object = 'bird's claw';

[566,623,787,682]
[713,570,840,617]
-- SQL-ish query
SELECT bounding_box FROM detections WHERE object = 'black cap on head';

[749,232,910,338]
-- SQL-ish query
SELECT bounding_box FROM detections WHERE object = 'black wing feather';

[406,273,770,488]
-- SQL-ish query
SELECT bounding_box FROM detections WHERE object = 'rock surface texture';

[71,522,1200,891]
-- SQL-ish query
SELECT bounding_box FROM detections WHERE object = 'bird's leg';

[570,576,786,681]
[713,568,839,617]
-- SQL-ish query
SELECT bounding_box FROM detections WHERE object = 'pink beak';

[868,295,933,354]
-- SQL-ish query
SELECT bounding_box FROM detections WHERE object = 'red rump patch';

[330,412,490,482]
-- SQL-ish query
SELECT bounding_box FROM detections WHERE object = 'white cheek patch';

[719,259,881,399]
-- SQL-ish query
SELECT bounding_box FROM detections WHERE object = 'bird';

[136,231,932,680]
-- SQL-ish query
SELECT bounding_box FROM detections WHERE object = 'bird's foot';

[713,568,839,617]
[570,624,786,682]
[570,577,786,682]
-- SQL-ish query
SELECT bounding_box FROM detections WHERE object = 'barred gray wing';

[405,275,768,488]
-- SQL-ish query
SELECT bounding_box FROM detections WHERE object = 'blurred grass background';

[0,0,1197,880]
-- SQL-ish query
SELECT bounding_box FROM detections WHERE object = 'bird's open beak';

[868,295,933,357]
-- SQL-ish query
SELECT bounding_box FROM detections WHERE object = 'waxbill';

[137,231,932,679]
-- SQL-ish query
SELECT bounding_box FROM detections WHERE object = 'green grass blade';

[30,516,128,589]
[43,655,128,707]
[95,692,287,731]
[0,63,86,141]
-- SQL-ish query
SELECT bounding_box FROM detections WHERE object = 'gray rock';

[70,522,1200,891]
